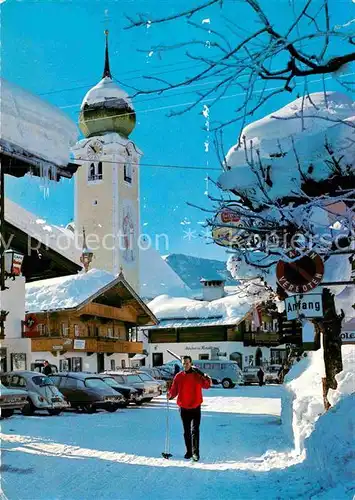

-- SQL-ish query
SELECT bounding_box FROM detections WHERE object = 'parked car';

[138,368,167,392]
[192,360,244,388]
[264,364,282,384]
[242,367,260,385]
[1,371,69,415]
[155,366,175,382]
[0,382,28,418]
[50,373,125,413]
[100,375,142,407]
[103,371,161,402]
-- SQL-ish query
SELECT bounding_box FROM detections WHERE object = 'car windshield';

[32,376,53,386]
[85,378,109,389]
[126,375,143,383]
[103,377,120,388]
[138,373,154,381]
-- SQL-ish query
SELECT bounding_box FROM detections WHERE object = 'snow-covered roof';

[219,92,355,207]
[81,77,133,110]
[147,293,254,329]
[140,247,191,299]
[5,198,82,266]
[1,78,78,168]
[26,269,115,313]
[25,268,158,325]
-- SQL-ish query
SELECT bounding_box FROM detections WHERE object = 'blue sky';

[2,0,352,260]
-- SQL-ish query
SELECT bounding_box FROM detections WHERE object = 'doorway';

[255,348,263,366]
[0,348,7,372]
[152,353,163,367]
[97,353,105,373]
[230,352,243,369]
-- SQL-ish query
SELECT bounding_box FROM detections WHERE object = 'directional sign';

[285,294,323,320]
[276,251,324,293]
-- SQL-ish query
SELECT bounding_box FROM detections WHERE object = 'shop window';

[10,353,26,371]
[60,359,70,372]
[71,357,82,372]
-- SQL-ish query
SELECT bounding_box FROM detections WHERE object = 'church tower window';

[88,162,103,182]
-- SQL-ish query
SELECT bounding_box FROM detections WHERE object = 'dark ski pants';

[180,406,201,456]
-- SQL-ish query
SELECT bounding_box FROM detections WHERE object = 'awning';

[131,354,147,360]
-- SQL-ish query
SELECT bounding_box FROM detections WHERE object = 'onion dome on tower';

[79,30,136,138]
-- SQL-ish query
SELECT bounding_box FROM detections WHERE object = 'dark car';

[0,382,27,418]
[103,371,161,402]
[100,376,142,407]
[50,373,125,413]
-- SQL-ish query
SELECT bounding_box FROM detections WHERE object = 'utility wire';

[74,157,221,171]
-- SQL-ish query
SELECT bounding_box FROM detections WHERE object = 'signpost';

[276,251,324,293]
[285,294,323,321]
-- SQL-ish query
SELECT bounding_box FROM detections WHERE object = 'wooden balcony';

[31,337,143,354]
[243,331,281,346]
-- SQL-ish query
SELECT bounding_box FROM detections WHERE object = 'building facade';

[72,32,140,292]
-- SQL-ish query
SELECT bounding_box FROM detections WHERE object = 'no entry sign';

[276,251,324,293]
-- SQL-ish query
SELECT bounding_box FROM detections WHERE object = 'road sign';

[276,251,324,293]
[285,294,323,320]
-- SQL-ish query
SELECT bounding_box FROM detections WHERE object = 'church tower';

[73,31,140,292]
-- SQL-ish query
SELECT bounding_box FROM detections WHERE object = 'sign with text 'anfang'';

[285,294,323,321]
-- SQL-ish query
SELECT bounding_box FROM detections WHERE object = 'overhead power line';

[74,158,221,171]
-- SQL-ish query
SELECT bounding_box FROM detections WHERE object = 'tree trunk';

[317,288,343,410]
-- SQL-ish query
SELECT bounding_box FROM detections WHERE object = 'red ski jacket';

[168,369,211,409]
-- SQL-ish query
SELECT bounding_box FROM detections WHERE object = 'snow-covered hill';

[163,253,235,290]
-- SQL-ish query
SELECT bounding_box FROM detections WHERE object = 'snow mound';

[26,269,116,313]
[219,91,355,207]
[81,77,133,109]
[1,78,78,167]
[305,394,355,489]
[281,345,355,453]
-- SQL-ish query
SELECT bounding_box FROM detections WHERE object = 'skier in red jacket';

[168,355,211,461]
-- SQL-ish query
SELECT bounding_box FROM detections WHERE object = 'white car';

[264,365,282,384]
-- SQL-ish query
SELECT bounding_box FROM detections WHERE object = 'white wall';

[27,351,130,373]
[147,341,284,367]
[0,276,25,338]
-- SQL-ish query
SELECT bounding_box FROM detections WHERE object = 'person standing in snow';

[43,360,53,376]
[168,355,211,462]
[257,367,264,386]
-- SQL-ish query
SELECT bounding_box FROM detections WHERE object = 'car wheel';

[48,409,62,416]
[145,397,153,402]
[222,378,234,389]
[134,401,143,406]
[81,404,96,414]
[22,399,35,416]
[106,404,119,413]
[1,409,14,419]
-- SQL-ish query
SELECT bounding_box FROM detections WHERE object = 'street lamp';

[80,228,93,273]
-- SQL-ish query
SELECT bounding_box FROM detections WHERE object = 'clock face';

[87,139,103,160]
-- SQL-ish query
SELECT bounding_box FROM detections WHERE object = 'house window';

[199,354,209,360]
[107,328,113,338]
[10,353,26,371]
[111,359,115,370]
[270,349,287,365]
[60,359,70,371]
[61,323,69,337]
[121,359,126,369]
[38,324,47,336]
[74,325,79,337]
[88,162,103,182]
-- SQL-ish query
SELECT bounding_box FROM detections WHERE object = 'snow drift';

[281,345,355,454]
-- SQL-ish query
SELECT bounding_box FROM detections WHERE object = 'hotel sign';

[285,294,323,321]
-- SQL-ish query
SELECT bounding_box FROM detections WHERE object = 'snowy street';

[0,386,343,500]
